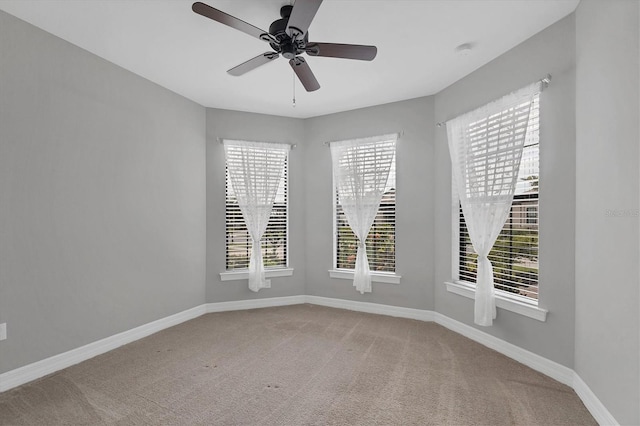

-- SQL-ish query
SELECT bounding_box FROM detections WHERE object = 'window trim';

[445,281,547,322]
[220,268,294,282]
[331,139,397,275]
[329,269,401,284]
[448,93,543,316]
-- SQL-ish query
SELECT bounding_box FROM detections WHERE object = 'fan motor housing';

[269,17,288,38]
[269,5,291,38]
[269,4,308,52]
[280,41,296,59]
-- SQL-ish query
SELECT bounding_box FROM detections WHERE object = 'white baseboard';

[572,373,618,426]
[205,295,306,313]
[305,295,434,322]
[0,304,206,392]
[0,295,618,425]
[432,312,574,386]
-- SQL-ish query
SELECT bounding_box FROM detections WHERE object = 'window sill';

[220,268,294,282]
[329,269,401,284]
[444,281,548,322]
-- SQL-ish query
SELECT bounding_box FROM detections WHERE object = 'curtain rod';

[217,138,296,149]
[322,130,404,146]
[436,74,551,128]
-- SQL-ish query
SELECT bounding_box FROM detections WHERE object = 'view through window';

[335,148,396,273]
[458,95,540,300]
[225,159,288,270]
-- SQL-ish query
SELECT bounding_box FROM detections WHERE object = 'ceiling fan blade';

[227,52,279,76]
[286,0,323,40]
[306,43,377,61]
[289,57,320,92]
[192,2,270,42]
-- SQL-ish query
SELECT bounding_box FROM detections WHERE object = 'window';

[334,142,396,273]
[225,155,288,271]
[457,94,540,300]
[526,207,538,225]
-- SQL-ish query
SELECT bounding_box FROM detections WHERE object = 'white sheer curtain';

[330,134,397,294]
[224,140,290,292]
[446,82,540,326]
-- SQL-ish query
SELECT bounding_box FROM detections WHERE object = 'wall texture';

[575,1,640,424]
[0,10,206,374]
[303,97,435,310]
[205,109,306,302]
[434,16,577,368]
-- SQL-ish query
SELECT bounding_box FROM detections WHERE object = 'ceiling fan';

[192,0,377,92]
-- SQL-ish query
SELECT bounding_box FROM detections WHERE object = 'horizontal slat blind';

[336,145,396,272]
[459,95,539,299]
[225,154,287,271]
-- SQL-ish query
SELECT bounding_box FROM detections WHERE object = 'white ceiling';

[0,0,578,118]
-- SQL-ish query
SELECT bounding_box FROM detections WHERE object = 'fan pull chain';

[292,70,296,107]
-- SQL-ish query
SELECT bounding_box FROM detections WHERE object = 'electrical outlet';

[0,323,6,341]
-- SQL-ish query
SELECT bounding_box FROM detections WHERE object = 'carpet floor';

[0,304,596,425]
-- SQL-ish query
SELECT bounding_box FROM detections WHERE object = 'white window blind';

[458,94,540,299]
[225,151,288,271]
[334,141,396,273]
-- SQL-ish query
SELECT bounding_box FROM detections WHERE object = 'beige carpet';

[0,304,595,425]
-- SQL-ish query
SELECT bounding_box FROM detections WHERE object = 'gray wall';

[0,11,206,374]
[434,16,577,367]
[303,97,435,310]
[575,1,640,424]
[205,109,306,302]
